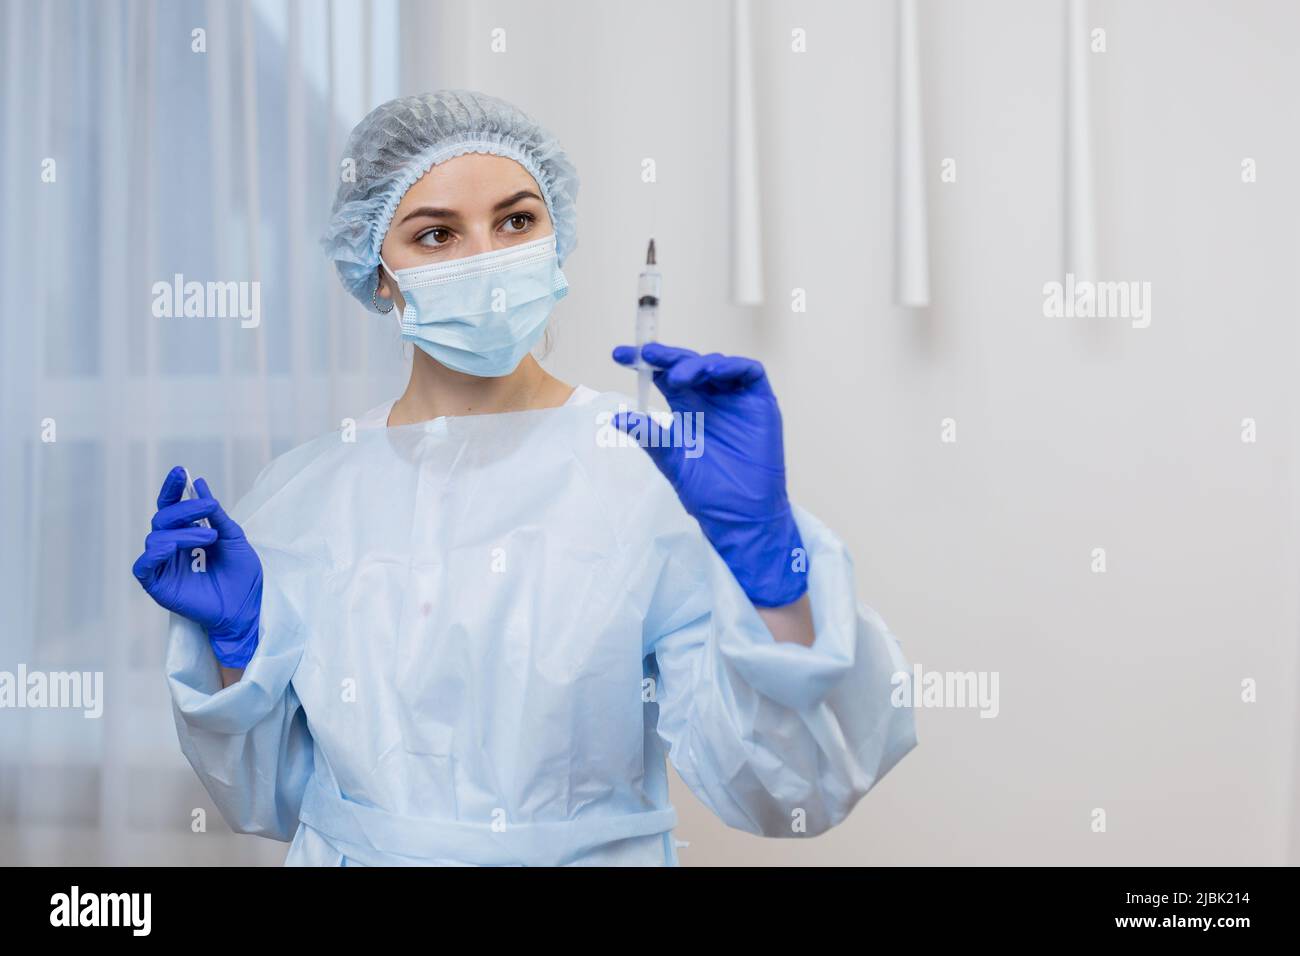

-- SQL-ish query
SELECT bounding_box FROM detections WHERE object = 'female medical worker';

[133,90,916,866]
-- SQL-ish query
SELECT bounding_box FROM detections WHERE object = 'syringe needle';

[636,239,661,413]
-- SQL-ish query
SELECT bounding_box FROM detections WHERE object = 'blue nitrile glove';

[611,342,808,607]
[132,466,263,668]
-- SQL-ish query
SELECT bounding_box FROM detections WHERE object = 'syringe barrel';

[638,269,662,301]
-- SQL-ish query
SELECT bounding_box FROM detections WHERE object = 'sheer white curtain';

[0,0,405,864]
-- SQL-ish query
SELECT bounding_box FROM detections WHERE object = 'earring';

[373,280,394,314]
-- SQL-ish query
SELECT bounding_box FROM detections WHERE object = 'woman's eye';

[503,213,534,233]
[416,227,451,246]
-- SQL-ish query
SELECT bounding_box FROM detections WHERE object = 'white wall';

[405,0,1300,864]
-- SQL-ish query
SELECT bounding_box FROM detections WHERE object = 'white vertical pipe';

[358,0,374,387]
[894,0,929,308]
[1065,0,1096,281]
[98,0,136,866]
[206,0,233,388]
[0,2,36,809]
[731,0,763,306]
[324,0,342,427]
[286,0,310,443]
[240,0,271,467]
[15,0,53,866]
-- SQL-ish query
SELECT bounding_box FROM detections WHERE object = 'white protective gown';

[166,386,917,865]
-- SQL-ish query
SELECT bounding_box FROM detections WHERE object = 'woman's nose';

[460,231,493,257]
[459,225,511,258]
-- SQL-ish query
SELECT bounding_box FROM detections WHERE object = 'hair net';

[321,90,580,313]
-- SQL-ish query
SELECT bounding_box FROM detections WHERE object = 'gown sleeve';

[648,504,917,838]
[165,559,313,842]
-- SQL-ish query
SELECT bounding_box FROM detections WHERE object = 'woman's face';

[376,153,554,313]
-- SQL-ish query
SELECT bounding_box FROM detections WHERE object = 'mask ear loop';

[373,261,396,314]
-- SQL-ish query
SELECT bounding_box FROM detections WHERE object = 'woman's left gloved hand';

[611,342,807,607]
[132,468,264,669]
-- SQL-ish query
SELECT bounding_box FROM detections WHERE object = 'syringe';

[635,239,661,412]
[181,467,211,529]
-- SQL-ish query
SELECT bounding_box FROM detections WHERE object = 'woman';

[133,90,916,866]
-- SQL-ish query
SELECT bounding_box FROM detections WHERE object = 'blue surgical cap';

[321,90,580,313]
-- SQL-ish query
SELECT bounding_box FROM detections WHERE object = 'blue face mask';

[379,234,569,378]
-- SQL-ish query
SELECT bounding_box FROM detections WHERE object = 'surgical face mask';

[379,233,568,378]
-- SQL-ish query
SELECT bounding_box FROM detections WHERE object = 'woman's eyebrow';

[398,205,460,224]
[491,190,543,212]
[397,190,542,225]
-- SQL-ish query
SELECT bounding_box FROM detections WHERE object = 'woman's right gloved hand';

[132,466,264,669]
